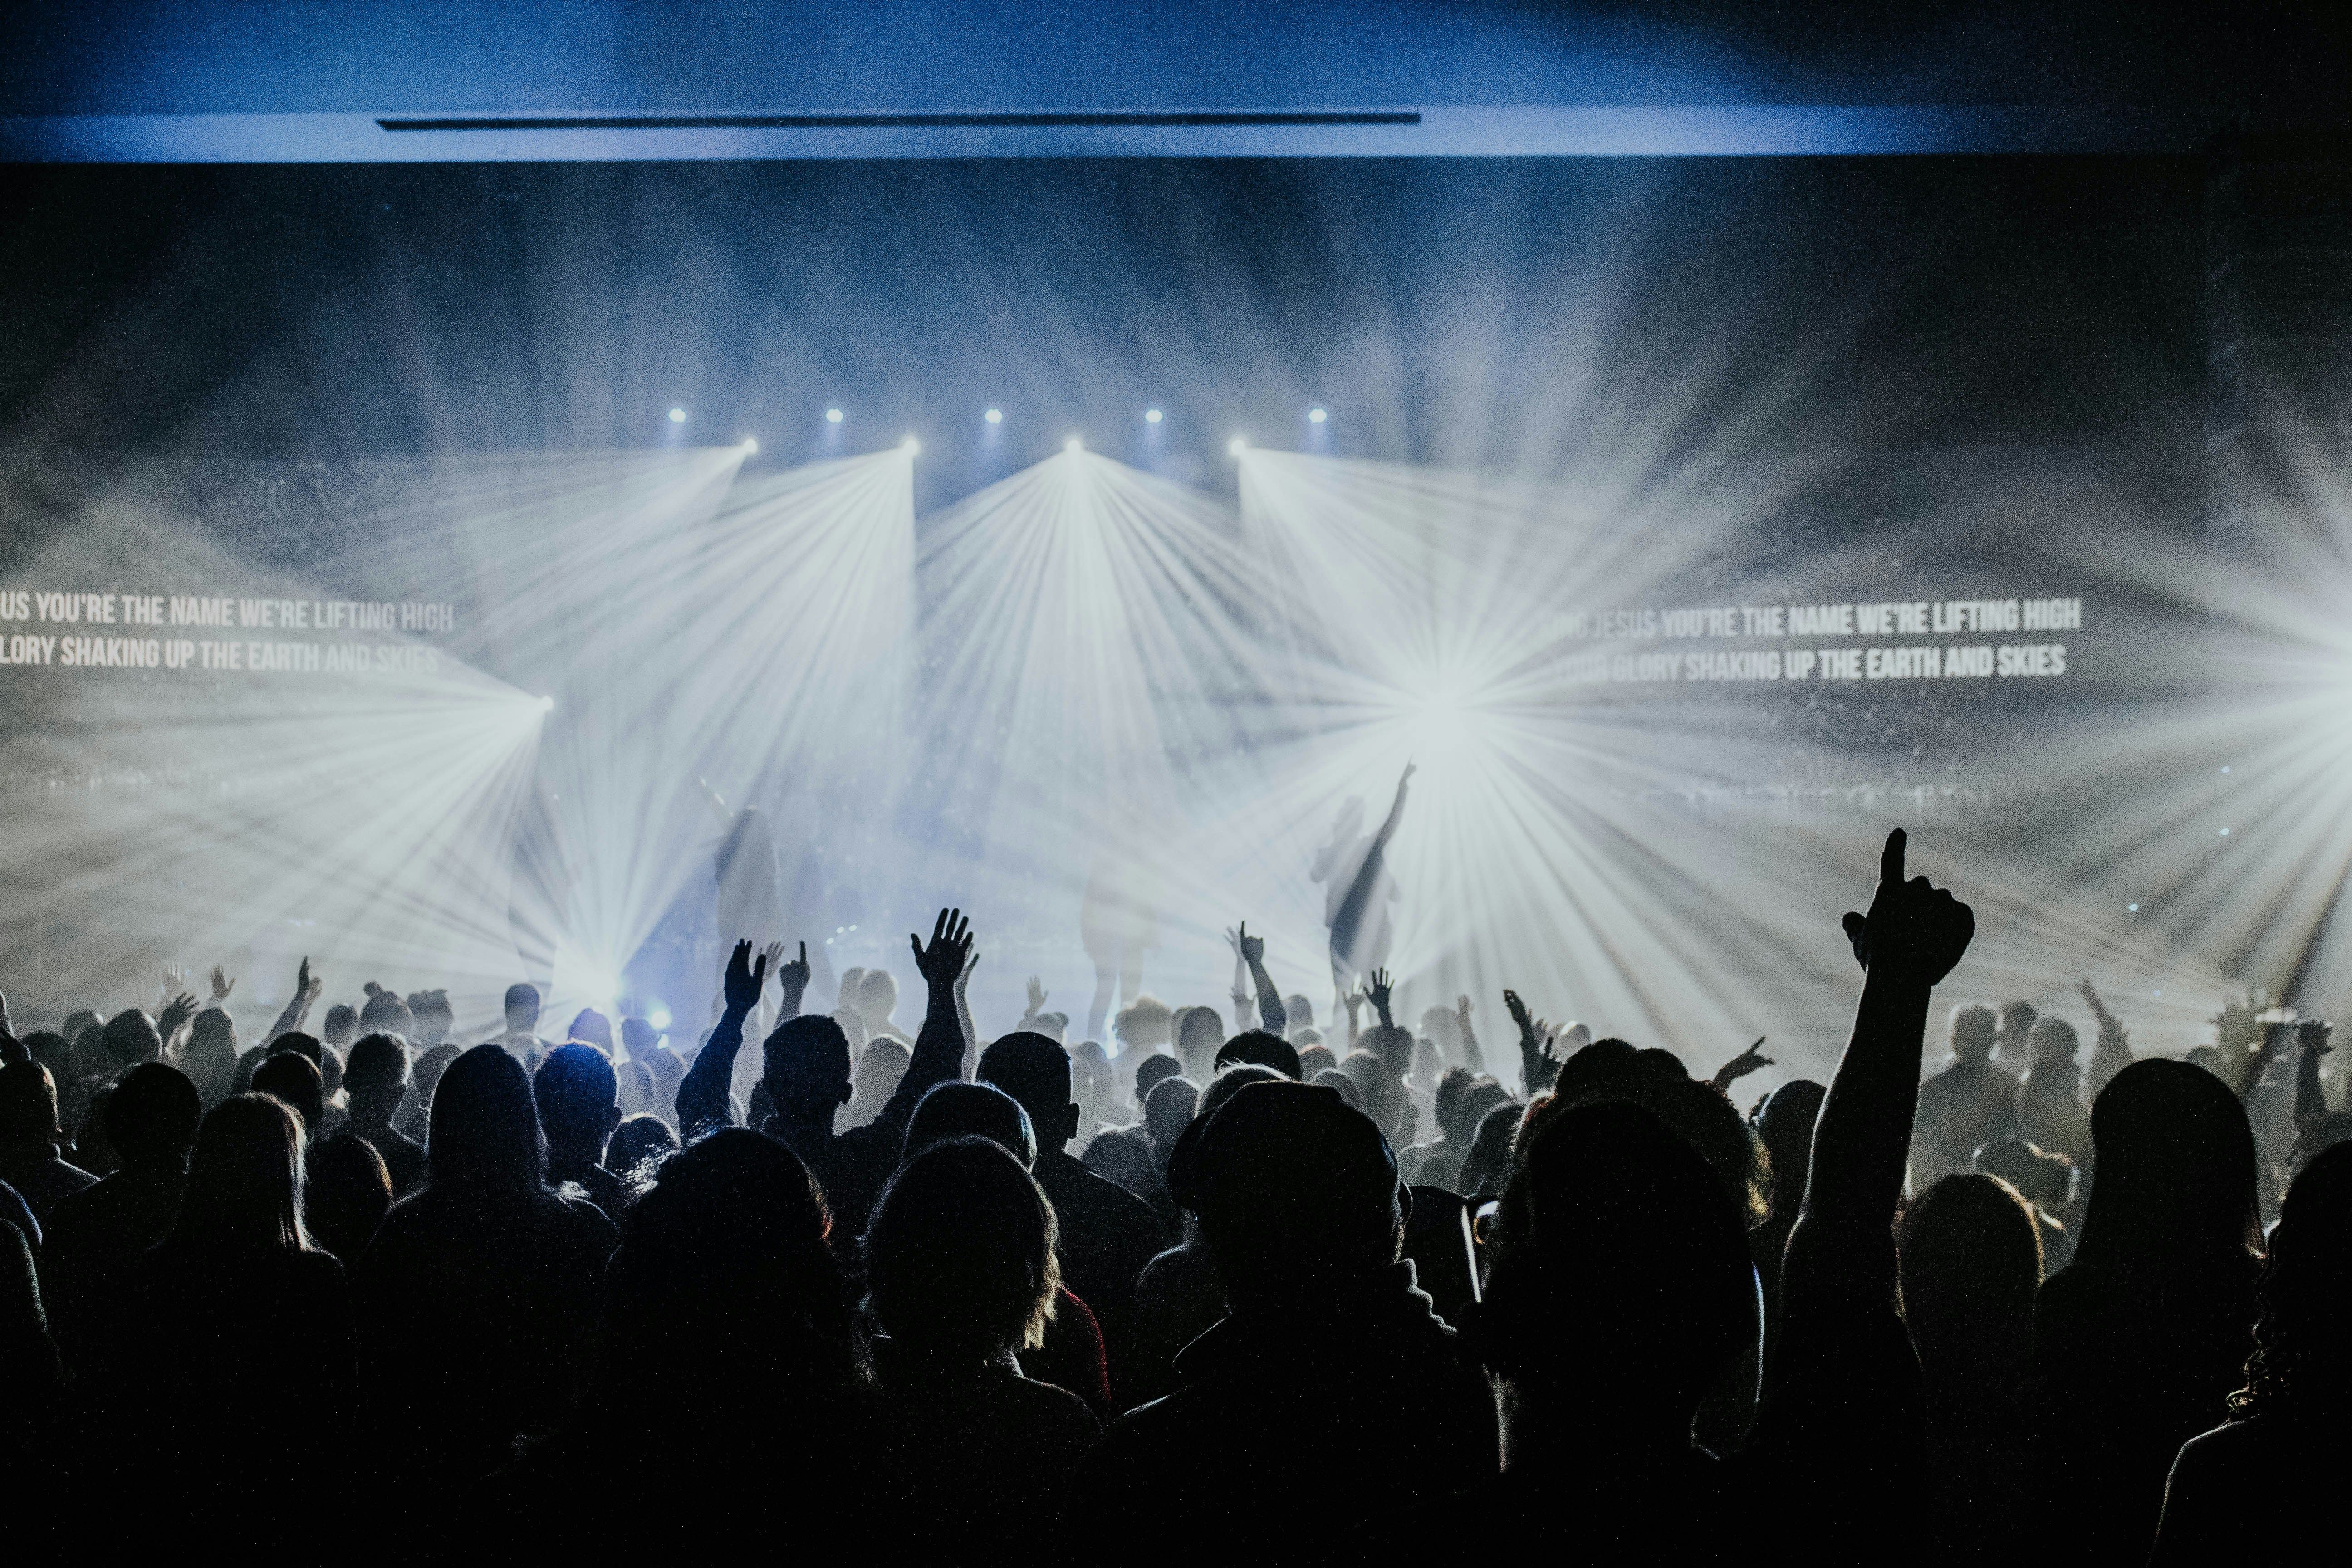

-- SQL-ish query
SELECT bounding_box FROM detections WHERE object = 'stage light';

[537,695,556,713]
[825,408,844,424]
[668,408,686,424]
[1308,407,1328,424]
[902,435,921,456]
[1065,436,1083,453]
[645,1003,673,1031]
[1228,436,1248,456]
[740,436,759,454]
[985,408,1003,425]
[1145,408,1163,425]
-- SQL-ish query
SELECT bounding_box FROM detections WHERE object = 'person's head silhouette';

[978,1032,1082,1155]
[269,1033,325,1071]
[2077,1058,2260,1272]
[182,1009,239,1103]
[1754,1079,1827,1214]
[307,1132,392,1263]
[0,1062,63,1152]
[1541,1054,1770,1227]
[343,1033,409,1127]
[1142,1077,1198,1176]
[607,1128,848,1396]
[101,1009,161,1070]
[173,1094,310,1252]
[1176,1008,1224,1077]
[907,1080,1036,1167]
[848,1037,911,1121]
[2233,1140,2352,1418]
[760,1014,854,1128]
[1200,1063,1283,1123]
[1900,1173,2043,1373]
[867,1137,1059,1364]
[606,1114,679,1191]
[567,1009,614,1054]
[503,983,542,1036]
[426,1044,546,1192]
[104,1063,202,1174]
[2028,1017,2080,1068]
[1947,1004,1998,1064]
[1455,1100,1524,1198]
[359,990,413,1039]
[534,1044,621,1166]
[1166,1080,1405,1313]
[1215,1029,1302,1080]
[250,1051,325,1135]
[1480,1101,1755,1441]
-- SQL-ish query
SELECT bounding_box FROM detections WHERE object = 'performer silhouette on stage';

[1311,764,1411,1017]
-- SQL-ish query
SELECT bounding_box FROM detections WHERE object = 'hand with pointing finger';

[1839,828,1973,990]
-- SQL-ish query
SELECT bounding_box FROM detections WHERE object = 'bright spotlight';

[536,695,556,713]
[740,436,759,454]
[901,435,921,456]
[825,407,844,424]
[1145,408,1163,425]
[1064,436,1083,453]
[1308,407,1328,424]
[667,407,686,424]
[1228,436,1248,457]
[646,1003,672,1031]
[985,408,1004,425]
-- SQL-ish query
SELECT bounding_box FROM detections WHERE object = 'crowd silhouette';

[1,827,2347,1563]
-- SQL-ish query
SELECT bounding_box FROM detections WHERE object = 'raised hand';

[912,907,975,991]
[157,991,201,1042]
[2299,1017,2334,1055]
[1235,922,1266,967]
[760,940,786,980]
[776,940,812,1000]
[1365,968,1393,1019]
[958,944,981,992]
[1025,975,1048,1016]
[163,964,191,999]
[721,939,768,1016]
[209,964,236,1002]
[1504,987,1535,1040]
[1710,1036,1774,1092]
[1837,828,1973,990]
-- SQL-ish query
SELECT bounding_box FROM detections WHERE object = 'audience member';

[353,1044,617,1485]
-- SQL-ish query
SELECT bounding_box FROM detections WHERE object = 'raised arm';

[261,957,323,1047]
[1504,988,1560,1098]
[1781,830,1973,1344]
[2079,979,2134,1099]
[872,908,976,1136]
[1236,923,1285,1035]
[2237,1022,2291,1106]
[1710,1037,1774,1096]
[1455,994,1484,1070]
[676,940,766,1139]
[955,945,980,1077]
[773,941,809,1024]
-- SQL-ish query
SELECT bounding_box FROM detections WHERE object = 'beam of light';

[1212,447,2086,1070]
[0,461,554,1026]
[911,446,1278,1011]
[346,446,916,1024]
